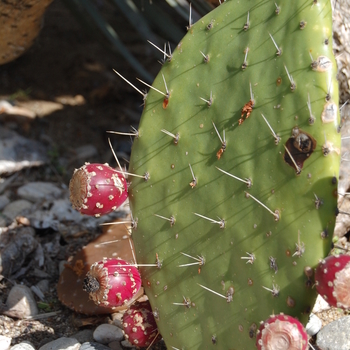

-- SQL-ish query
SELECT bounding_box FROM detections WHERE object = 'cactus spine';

[126,0,340,348]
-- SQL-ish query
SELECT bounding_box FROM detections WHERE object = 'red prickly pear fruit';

[256,314,308,350]
[83,258,141,308]
[69,163,128,217]
[315,254,350,309]
[123,300,162,347]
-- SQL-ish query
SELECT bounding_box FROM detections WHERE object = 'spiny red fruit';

[123,300,162,347]
[256,314,308,350]
[83,258,141,308]
[315,254,350,309]
[69,163,128,217]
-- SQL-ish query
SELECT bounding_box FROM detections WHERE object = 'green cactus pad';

[128,0,340,348]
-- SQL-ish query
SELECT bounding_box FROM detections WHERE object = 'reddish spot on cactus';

[216,147,224,159]
[239,99,254,125]
[123,300,162,347]
[83,258,141,308]
[315,254,350,309]
[256,314,308,350]
[163,97,169,109]
[69,163,128,217]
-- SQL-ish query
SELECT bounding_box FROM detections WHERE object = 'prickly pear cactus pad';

[128,0,340,348]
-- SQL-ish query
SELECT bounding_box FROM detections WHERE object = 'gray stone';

[2,199,32,219]
[6,284,38,318]
[0,127,47,175]
[73,145,98,161]
[93,324,124,344]
[0,336,11,350]
[17,182,62,202]
[108,340,123,350]
[0,195,10,210]
[71,329,94,344]
[0,214,8,227]
[38,337,80,350]
[35,280,50,294]
[120,340,136,349]
[80,342,111,350]
[316,316,350,350]
[10,341,35,350]
[0,226,38,276]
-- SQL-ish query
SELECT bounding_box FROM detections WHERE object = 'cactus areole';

[125,0,340,348]
[83,258,141,308]
[315,254,350,309]
[69,163,127,217]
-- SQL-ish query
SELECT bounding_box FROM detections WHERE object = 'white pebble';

[312,294,331,313]
[306,313,323,336]
[0,336,11,350]
[10,342,35,350]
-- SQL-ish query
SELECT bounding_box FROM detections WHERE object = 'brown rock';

[57,220,143,315]
[0,0,54,65]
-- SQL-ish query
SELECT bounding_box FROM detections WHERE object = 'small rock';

[93,324,124,344]
[17,182,62,202]
[72,145,98,162]
[312,294,331,313]
[0,214,7,227]
[31,285,45,301]
[33,243,45,267]
[108,340,123,350]
[35,280,50,294]
[0,127,47,175]
[43,233,61,257]
[2,199,32,220]
[0,195,10,210]
[10,341,35,350]
[32,268,50,278]
[316,316,350,350]
[28,198,115,231]
[306,313,322,336]
[0,226,38,276]
[0,336,11,350]
[71,329,94,344]
[80,342,111,350]
[120,340,136,349]
[58,260,66,275]
[111,312,123,329]
[6,285,38,318]
[38,337,80,350]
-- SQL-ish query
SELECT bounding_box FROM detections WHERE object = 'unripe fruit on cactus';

[69,163,127,217]
[123,300,162,347]
[256,314,308,350]
[83,258,141,307]
[315,254,350,309]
